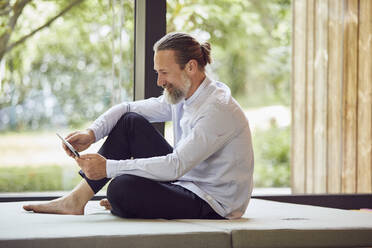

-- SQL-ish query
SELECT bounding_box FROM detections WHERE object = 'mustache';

[161,83,173,89]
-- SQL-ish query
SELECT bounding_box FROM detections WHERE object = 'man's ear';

[187,59,198,74]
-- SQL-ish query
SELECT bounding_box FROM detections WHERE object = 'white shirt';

[89,76,254,219]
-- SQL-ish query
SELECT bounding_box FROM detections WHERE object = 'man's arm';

[105,106,246,181]
[89,96,171,142]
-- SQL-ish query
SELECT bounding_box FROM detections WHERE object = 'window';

[0,0,291,195]
[166,0,292,191]
[0,0,134,193]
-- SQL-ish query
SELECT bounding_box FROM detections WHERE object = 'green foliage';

[0,0,292,191]
[1,0,291,131]
[167,0,292,187]
[0,165,81,192]
[253,125,290,187]
[167,0,291,107]
[1,0,134,131]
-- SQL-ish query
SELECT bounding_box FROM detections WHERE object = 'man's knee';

[107,174,137,202]
[107,174,142,218]
[109,112,150,141]
[119,112,149,128]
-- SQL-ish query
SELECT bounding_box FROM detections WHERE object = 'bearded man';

[23,32,254,220]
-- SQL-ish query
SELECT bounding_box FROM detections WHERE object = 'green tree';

[167,0,291,107]
[0,0,134,130]
[1,0,291,130]
[253,125,290,187]
[167,0,292,187]
[0,0,84,62]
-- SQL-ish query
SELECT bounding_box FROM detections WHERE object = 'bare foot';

[23,194,85,215]
[99,198,112,210]
[23,180,94,215]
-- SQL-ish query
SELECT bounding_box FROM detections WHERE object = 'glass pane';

[166,0,291,190]
[0,0,134,193]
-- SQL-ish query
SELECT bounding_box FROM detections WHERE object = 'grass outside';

[0,129,106,192]
[0,165,81,192]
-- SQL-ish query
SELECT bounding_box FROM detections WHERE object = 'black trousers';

[79,112,224,220]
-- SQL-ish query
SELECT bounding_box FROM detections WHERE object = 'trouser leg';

[80,112,223,219]
[79,112,173,193]
[107,174,225,219]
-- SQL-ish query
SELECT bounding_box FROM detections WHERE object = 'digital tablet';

[56,133,80,157]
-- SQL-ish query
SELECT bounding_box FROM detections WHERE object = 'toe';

[100,198,108,206]
[99,199,112,210]
[23,205,33,211]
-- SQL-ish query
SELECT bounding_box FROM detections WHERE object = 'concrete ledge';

[2,233,231,248]
[0,201,231,248]
[1,199,372,248]
[232,229,372,248]
[179,199,372,248]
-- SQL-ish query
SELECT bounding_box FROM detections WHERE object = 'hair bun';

[201,42,212,65]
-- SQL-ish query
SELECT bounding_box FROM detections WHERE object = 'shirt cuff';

[106,159,121,178]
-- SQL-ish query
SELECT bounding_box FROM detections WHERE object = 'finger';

[75,157,84,168]
[61,142,73,157]
[66,134,79,143]
[79,153,97,159]
[62,142,68,152]
[65,131,79,140]
[62,143,74,157]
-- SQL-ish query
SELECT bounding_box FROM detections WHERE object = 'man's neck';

[186,73,206,99]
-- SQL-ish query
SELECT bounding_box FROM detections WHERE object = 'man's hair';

[153,32,211,71]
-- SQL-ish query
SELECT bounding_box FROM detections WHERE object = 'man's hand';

[62,129,95,157]
[75,153,107,180]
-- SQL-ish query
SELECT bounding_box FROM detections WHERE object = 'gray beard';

[163,76,191,105]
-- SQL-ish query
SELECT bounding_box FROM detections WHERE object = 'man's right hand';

[62,129,96,157]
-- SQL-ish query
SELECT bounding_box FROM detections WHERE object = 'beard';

[163,73,191,105]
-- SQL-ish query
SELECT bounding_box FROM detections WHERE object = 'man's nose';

[157,75,164,87]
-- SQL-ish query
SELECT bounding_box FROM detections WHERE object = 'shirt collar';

[184,76,211,106]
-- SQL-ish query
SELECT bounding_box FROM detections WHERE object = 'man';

[23,32,254,219]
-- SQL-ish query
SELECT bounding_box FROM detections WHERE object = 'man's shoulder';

[198,81,247,126]
[204,81,240,112]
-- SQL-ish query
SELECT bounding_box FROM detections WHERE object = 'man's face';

[154,50,191,104]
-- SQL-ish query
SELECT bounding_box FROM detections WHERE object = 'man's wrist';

[86,129,96,144]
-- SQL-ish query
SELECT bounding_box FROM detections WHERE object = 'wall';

[292,0,372,193]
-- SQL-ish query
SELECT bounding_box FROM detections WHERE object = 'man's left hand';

[75,153,107,180]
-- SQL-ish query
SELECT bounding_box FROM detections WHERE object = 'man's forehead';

[154,50,177,70]
[156,49,176,58]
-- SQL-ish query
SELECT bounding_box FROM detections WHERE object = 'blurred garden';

[0,0,291,192]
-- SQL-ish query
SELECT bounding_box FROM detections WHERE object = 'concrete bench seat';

[179,199,372,248]
[1,199,372,248]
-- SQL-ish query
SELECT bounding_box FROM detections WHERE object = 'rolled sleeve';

[106,159,122,178]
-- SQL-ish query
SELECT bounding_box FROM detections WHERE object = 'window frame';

[0,0,166,201]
